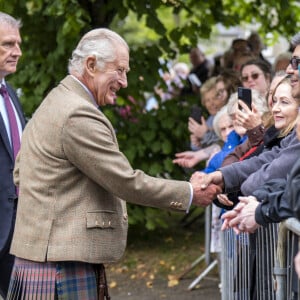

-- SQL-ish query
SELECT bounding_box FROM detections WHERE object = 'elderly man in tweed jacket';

[7,28,220,299]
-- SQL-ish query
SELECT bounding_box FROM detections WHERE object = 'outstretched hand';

[190,170,224,190]
[173,151,201,168]
[217,193,234,207]
[189,171,223,207]
[173,149,212,168]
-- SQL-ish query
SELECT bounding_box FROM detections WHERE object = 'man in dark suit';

[0,12,25,298]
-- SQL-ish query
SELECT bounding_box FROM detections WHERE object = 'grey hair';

[290,32,300,50]
[68,28,129,75]
[273,52,292,72]
[227,89,269,116]
[213,105,230,139]
[0,12,22,29]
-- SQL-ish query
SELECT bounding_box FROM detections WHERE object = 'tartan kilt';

[7,257,98,300]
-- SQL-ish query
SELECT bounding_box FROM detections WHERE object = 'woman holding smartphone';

[240,58,272,98]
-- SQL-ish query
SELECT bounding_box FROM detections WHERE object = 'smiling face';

[0,23,22,79]
[216,80,228,103]
[82,44,129,106]
[202,88,227,116]
[286,45,300,100]
[271,82,298,130]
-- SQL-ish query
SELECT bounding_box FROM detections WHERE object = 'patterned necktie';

[0,84,20,159]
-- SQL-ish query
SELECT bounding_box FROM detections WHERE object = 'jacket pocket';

[86,210,117,229]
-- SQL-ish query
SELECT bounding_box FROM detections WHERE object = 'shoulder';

[5,82,19,99]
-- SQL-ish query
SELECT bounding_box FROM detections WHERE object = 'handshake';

[189,170,227,207]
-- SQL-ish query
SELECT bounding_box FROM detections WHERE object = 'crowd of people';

[1,8,300,299]
[145,30,300,297]
[156,25,300,298]
[184,33,300,298]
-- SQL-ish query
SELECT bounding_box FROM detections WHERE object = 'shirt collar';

[70,75,98,107]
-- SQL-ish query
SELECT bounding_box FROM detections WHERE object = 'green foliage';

[1,0,300,229]
[103,97,196,230]
[107,99,192,178]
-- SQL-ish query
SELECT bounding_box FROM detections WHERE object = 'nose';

[118,74,128,88]
[272,102,280,112]
[286,63,294,75]
[12,43,22,57]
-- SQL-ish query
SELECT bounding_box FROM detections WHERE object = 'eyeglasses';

[241,73,262,82]
[290,57,300,70]
[216,88,226,98]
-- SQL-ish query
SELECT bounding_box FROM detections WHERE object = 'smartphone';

[190,106,202,124]
[238,87,252,110]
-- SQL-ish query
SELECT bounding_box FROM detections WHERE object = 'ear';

[86,56,97,75]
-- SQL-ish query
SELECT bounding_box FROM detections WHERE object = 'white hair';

[68,28,129,75]
[173,62,189,75]
[0,12,22,29]
[213,105,230,139]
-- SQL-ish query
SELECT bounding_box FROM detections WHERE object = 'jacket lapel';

[0,113,13,160]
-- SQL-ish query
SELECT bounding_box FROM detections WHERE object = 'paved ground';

[1,277,221,300]
[108,271,221,300]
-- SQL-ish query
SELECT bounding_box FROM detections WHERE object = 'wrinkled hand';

[236,101,262,130]
[221,196,260,234]
[191,170,224,190]
[190,171,223,207]
[295,250,300,279]
[190,134,201,148]
[191,183,222,207]
[217,193,234,206]
[173,150,209,168]
[221,202,246,233]
[188,117,207,139]
[173,151,200,168]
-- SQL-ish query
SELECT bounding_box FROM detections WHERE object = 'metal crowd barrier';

[221,218,300,300]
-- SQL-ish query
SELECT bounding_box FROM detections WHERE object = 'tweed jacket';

[0,83,26,257]
[10,75,191,264]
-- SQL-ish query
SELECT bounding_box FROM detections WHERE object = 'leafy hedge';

[103,95,203,230]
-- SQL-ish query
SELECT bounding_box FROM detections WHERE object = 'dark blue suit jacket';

[0,83,26,257]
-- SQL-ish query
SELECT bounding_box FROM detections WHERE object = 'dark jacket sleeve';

[254,157,300,226]
[254,178,291,226]
[219,130,299,195]
[289,159,300,221]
